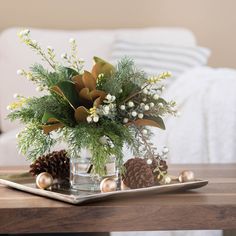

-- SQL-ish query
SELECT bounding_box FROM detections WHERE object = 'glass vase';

[70,151,117,192]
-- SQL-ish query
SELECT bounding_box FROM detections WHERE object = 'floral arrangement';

[7,29,177,176]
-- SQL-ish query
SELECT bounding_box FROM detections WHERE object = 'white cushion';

[111,40,210,78]
[0,27,196,133]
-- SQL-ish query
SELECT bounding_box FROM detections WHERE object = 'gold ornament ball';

[100,177,117,193]
[121,180,130,190]
[178,170,195,183]
[36,172,53,189]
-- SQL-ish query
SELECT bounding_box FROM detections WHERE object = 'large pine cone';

[29,150,69,181]
[122,158,155,189]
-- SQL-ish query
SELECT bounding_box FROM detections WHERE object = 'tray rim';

[0,175,208,205]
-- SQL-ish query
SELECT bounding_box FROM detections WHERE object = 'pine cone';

[29,150,69,181]
[149,158,168,183]
[122,158,155,189]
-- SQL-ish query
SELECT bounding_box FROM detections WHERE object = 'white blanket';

[113,66,236,236]
[153,66,236,164]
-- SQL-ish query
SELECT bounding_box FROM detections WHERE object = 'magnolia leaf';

[79,88,92,101]
[42,123,64,134]
[82,71,96,91]
[51,81,79,109]
[74,106,89,123]
[64,67,79,79]
[92,56,115,78]
[93,97,101,107]
[90,90,107,100]
[127,116,166,130]
[72,75,84,92]
[42,112,63,124]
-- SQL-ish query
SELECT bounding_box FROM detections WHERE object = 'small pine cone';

[151,158,168,183]
[122,158,155,189]
[29,150,69,181]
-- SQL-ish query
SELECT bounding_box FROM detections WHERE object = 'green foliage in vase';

[7,29,178,175]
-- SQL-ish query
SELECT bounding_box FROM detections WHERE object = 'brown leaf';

[93,97,101,107]
[92,57,115,79]
[42,123,64,134]
[82,71,96,91]
[79,88,92,101]
[90,90,107,101]
[51,86,64,97]
[74,106,89,123]
[72,75,84,92]
[126,119,165,129]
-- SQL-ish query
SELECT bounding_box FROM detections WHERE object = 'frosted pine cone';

[29,150,69,181]
[122,158,155,189]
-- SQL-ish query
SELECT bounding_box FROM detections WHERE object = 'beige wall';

[0,0,235,68]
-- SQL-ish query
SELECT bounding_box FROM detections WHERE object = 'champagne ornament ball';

[178,170,195,182]
[36,172,53,189]
[100,177,117,193]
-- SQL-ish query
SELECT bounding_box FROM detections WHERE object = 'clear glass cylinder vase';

[70,151,117,192]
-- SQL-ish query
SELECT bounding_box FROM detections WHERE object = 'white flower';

[140,103,145,107]
[119,89,123,93]
[16,69,24,76]
[153,94,159,100]
[131,111,137,117]
[120,105,126,110]
[87,116,92,123]
[123,118,129,123]
[13,93,19,99]
[162,146,169,154]
[31,39,37,45]
[111,95,116,102]
[69,38,76,44]
[19,29,30,37]
[93,115,99,123]
[142,98,147,102]
[79,58,85,63]
[36,86,43,92]
[106,94,112,101]
[99,136,108,145]
[103,106,110,114]
[143,88,148,94]
[144,105,150,111]
[161,86,165,91]
[138,113,144,119]
[61,53,67,59]
[6,105,11,111]
[128,101,134,107]
[158,103,164,108]
[176,111,181,117]
[15,133,20,139]
[150,102,155,107]
[142,129,148,135]
[146,159,153,165]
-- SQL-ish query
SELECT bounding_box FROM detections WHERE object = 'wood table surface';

[0,164,236,234]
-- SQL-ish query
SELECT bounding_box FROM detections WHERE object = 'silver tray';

[0,173,208,205]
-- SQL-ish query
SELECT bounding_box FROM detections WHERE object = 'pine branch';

[17,123,56,161]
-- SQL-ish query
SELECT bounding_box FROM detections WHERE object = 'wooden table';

[0,164,236,235]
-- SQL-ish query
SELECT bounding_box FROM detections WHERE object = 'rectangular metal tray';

[0,173,208,205]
